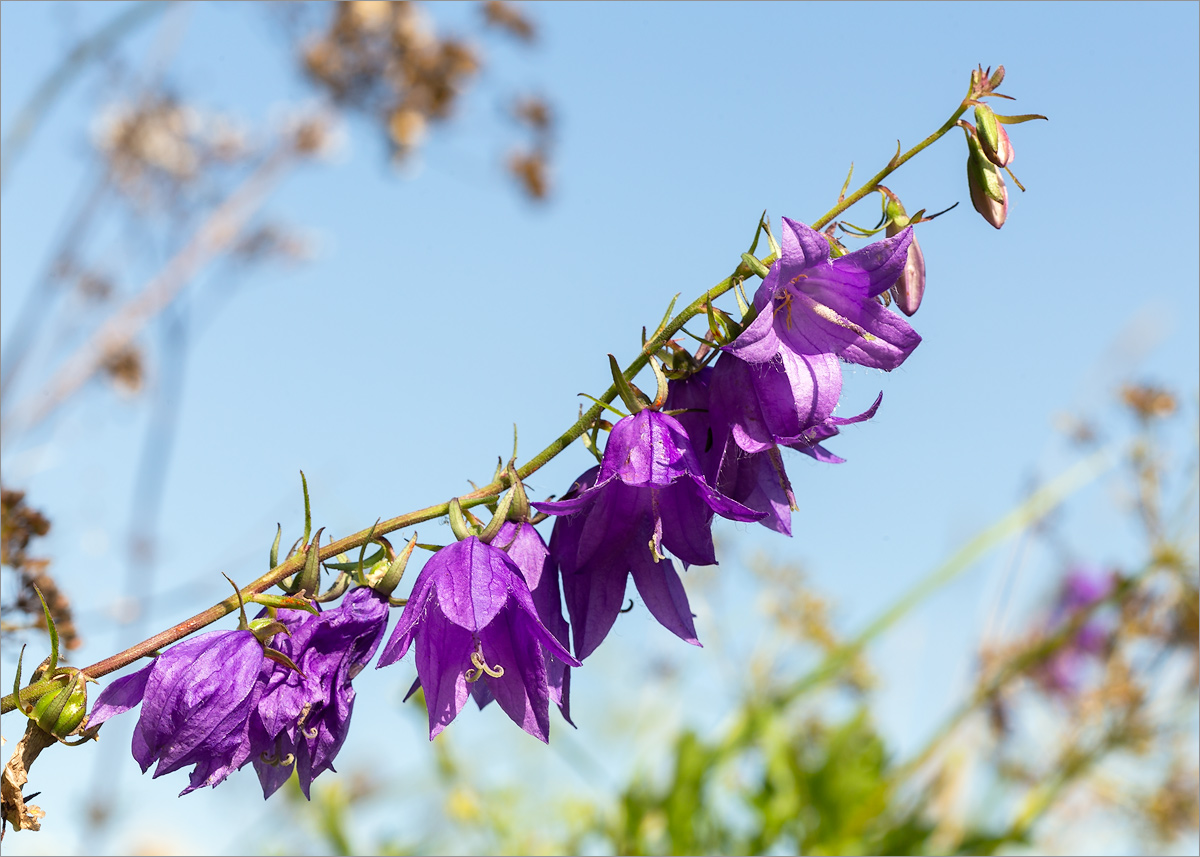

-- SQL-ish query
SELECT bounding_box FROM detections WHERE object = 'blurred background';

[1,2,1197,854]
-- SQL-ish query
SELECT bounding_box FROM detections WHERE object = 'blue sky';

[2,2,1197,854]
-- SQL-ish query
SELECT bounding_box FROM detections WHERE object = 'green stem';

[810,100,972,232]
[2,89,971,716]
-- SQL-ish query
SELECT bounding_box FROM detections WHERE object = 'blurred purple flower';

[250,586,391,799]
[375,536,579,742]
[726,217,920,371]
[1039,567,1117,696]
[537,409,763,659]
[88,629,271,796]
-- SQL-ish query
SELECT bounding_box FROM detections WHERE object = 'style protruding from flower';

[725,217,921,371]
[375,535,580,743]
[537,405,764,660]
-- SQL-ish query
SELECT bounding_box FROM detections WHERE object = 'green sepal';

[608,354,646,414]
[974,104,1001,156]
[263,646,303,677]
[448,498,477,541]
[269,524,282,570]
[294,527,326,597]
[375,534,418,596]
[995,112,1047,125]
[478,486,516,544]
[648,356,669,411]
[740,252,771,280]
[313,573,352,603]
[250,593,319,615]
[965,127,1005,202]
[299,471,312,547]
[249,617,291,641]
[30,585,61,674]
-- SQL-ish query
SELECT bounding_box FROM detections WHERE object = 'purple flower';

[537,409,764,659]
[726,218,920,371]
[88,629,271,796]
[375,536,580,743]
[1039,568,1117,696]
[667,356,879,536]
[250,586,391,799]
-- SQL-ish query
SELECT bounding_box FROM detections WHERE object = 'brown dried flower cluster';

[93,96,250,205]
[303,1,481,158]
[1,489,79,651]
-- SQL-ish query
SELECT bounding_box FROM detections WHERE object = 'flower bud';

[30,670,88,739]
[881,190,926,316]
[888,229,926,316]
[966,127,1008,229]
[974,104,1014,166]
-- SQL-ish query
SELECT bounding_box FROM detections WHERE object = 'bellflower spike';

[251,586,391,799]
[726,217,921,371]
[376,536,580,743]
[88,629,270,796]
[537,409,764,659]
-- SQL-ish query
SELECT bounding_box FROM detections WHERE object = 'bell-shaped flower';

[87,629,272,796]
[250,586,391,799]
[726,217,920,371]
[537,409,764,659]
[375,536,580,743]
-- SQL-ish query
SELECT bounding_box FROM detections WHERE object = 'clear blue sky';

[2,2,1197,854]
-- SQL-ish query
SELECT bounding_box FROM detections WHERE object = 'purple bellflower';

[375,536,580,743]
[250,586,391,799]
[1039,568,1117,697]
[88,629,275,796]
[537,409,764,659]
[726,217,920,371]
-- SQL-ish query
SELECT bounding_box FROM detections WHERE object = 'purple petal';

[781,287,921,370]
[656,482,717,567]
[629,554,700,648]
[724,305,783,364]
[480,611,552,743]
[412,599,473,740]
[831,226,914,298]
[88,662,153,729]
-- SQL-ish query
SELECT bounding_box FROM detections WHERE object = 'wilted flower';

[726,217,920,371]
[376,536,579,742]
[537,409,763,659]
[88,629,274,795]
[250,586,391,799]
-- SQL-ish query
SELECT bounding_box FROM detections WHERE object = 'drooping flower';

[375,536,580,742]
[726,217,920,371]
[88,629,274,796]
[537,409,764,659]
[250,586,391,799]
